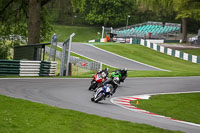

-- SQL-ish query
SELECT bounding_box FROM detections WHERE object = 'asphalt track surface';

[58,42,165,71]
[0,77,200,133]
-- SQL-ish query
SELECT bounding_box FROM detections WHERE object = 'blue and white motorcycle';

[91,84,112,103]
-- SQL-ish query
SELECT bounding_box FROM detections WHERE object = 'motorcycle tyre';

[91,97,94,101]
[94,92,105,103]
[89,83,95,91]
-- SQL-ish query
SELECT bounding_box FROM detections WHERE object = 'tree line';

[0,0,200,46]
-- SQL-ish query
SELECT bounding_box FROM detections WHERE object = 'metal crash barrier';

[0,60,57,76]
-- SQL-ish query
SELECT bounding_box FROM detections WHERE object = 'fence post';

[68,63,72,76]
[60,33,75,76]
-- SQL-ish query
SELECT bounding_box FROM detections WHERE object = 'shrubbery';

[0,40,22,59]
[0,42,10,59]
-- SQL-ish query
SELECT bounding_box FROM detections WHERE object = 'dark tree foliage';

[0,0,28,44]
[82,0,136,27]
[137,0,200,42]
[0,0,52,45]
[0,0,52,59]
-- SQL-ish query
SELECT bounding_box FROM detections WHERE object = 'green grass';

[94,43,200,77]
[130,93,200,124]
[0,94,181,133]
[52,25,101,42]
[181,49,200,56]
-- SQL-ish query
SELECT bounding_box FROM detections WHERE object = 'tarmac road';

[0,77,200,133]
[58,42,165,71]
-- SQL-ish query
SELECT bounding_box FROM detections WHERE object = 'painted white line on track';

[85,43,169,72]
[111,91,200,127]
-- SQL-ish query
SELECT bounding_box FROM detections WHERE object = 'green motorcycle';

[111,70,122,79]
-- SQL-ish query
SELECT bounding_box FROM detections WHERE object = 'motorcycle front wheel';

[91,97,94,101]
[89,83,96,91]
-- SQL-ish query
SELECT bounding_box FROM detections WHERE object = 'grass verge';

[0,94,181,133]
[181,49,200,56]
[52,25,101,42]
[130,93,200,124]
[94,43,200,77]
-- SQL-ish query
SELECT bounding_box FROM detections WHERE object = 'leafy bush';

[0,42,10,59]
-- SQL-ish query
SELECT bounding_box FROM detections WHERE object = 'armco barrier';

[19,60,41,76]
[40,61,57,76]
[140,39,200,64]
[0,60,20,75]
[0,60,57,76]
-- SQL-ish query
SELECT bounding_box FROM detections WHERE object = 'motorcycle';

[111,70,127,83]
[111,71,121,78]
[111,70,121,83]
[88,72,107,91]
[91,84,112,103]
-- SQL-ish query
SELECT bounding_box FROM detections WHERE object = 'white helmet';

[105,68,109,72]
[97,69,102,73]
[101,72,106,78]
[113,77,120,85]
[123,68,128,71]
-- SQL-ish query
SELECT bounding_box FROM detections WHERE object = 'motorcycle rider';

[120,68,128,82]
[102,76,120,95]
[93,68,109,89]
[97,67,109,78]
[111,68,127,83]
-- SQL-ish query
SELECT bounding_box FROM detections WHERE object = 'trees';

[137,0,200,43]
[0,0,28,43]
[0,0,52,45]
[28,0,41,44]
[28,0,52,44]
[71,0,135,27]
[0,0,28,59]
[173,0,200,42]
[1,0,199,46]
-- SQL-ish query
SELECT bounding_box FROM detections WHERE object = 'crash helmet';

[113,77,120,85]
[101,72,106,78]
[97,69,102,73]
[123,68,128,71]
[105,67,109,72]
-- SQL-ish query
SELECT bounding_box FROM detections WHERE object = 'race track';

[0,77,200,133]
[1,43,199,132]
[58,42,165,71]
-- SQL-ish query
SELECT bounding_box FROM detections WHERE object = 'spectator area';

[113,21,181,39]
